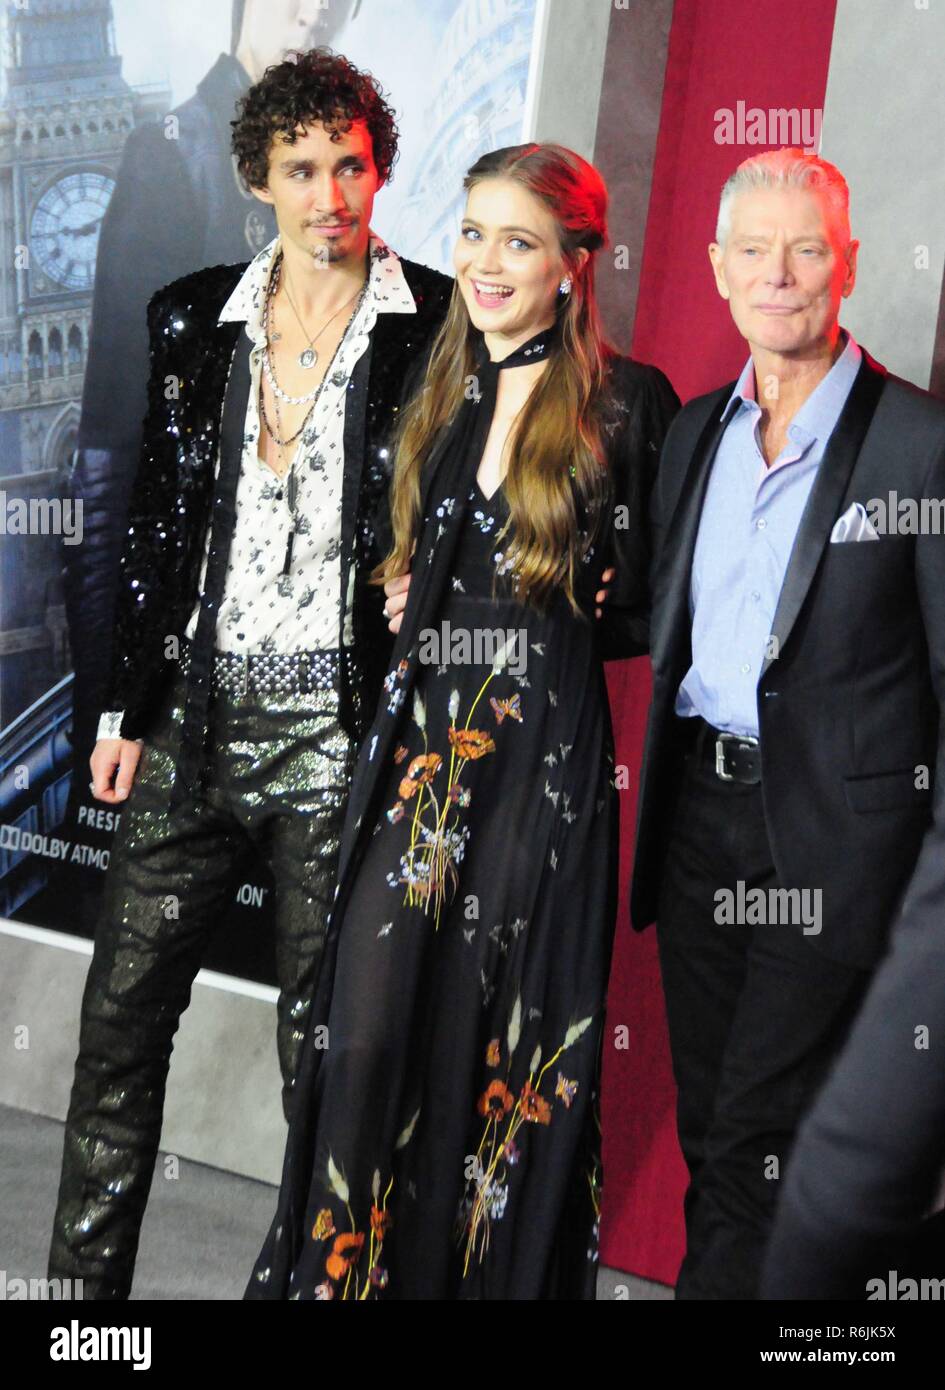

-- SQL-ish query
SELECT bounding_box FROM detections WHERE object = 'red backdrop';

[599,0,839,1284]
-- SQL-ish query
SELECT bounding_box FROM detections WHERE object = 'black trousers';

[48,663,356,1300]
[656,719,871,1300]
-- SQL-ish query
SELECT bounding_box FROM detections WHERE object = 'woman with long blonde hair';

[247,143,678,1300]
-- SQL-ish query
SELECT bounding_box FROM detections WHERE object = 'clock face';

[30,171,115,291]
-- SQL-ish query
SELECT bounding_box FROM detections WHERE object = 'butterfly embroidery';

[490,693,523,724]
[556,1074,579,1108]
[488,923,511,955]
[487,918,526,956]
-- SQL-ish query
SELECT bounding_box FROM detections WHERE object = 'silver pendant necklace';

[277,251,365,369]
[264,276,369,405]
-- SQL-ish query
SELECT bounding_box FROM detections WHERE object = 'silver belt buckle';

[715,731,759,781]
[715,736,735,781]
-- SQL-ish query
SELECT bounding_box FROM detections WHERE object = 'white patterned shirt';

[97,230,416,741]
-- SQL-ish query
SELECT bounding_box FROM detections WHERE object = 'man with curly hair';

[64,0,363,823]
[48,46,452,1301]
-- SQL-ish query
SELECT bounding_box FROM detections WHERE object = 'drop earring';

[559,276,572,295]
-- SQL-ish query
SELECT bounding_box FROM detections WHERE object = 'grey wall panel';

[821,0,945,390]
[1,922,285,1185]
[523,0,613,156]
[592,0,674,351]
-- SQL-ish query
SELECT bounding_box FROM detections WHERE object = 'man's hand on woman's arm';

[595,567,615,619]
[382,573,411,634]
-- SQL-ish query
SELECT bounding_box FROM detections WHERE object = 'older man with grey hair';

[628,147,945,1298]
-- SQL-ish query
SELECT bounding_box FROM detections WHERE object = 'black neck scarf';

[416,320,560,517]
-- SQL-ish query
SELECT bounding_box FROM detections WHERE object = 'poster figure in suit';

[64,0,362,789]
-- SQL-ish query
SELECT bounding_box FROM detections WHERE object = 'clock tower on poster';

[0,0,164,726]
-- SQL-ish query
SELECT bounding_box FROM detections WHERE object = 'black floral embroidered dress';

[246,339,679,1300]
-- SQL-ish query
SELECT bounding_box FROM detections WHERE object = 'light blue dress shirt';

[675,331,862,737]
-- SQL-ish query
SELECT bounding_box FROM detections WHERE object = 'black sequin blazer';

[104,254,453,762]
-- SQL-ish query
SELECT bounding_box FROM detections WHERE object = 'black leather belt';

[680,715,762,785]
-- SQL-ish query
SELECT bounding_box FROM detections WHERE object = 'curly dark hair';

[231,47,399,190]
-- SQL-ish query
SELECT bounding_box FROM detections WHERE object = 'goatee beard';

[311,244,345,265]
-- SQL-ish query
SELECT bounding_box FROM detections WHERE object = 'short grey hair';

[715,147,851,247]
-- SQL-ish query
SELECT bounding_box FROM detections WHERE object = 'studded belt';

[179,637,351,700]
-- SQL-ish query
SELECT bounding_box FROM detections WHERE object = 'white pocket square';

[830,502,880,543]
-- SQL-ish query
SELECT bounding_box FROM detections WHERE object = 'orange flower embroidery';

[311,1208,335,1242]
[371,1205,392,1238]
[398,752,442,801]
[520,1081,552,1125]
[478,1080,515,1119]
[407,752,442,782]
[325,1232,364,1281]
[485,1038,501,1067]
[448,728,495,760]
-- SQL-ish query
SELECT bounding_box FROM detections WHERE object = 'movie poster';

[0,0,541,981]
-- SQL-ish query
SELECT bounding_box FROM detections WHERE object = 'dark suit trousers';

[48,663,356,1300]
[656,721,871,1299]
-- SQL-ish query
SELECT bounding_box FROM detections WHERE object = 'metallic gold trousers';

[47,664,356,1299]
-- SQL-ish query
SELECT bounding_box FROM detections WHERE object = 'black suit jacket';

[103,254,452,793]
[630,349,945,970]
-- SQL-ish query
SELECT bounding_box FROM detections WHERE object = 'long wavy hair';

[375,143,615,613]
